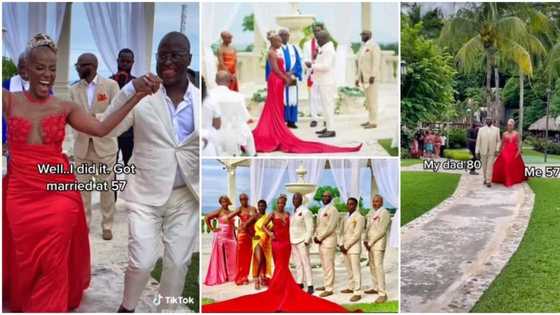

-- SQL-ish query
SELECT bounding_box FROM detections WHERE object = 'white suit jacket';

[475,125,501,155]
[311,41,336,86]
[340,210,365,255]
[290,205,315,245]
[103,82,200,206]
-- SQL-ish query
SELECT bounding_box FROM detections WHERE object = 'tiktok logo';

[153,294,162,306]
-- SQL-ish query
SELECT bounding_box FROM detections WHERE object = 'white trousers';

[344,253,362,295]
[365,84,379,125]
[309,83,322,120]
[368,249,387,297]
[121,187,198,312]
[319,245,336,292]
[318,84,336,131]
[291,242,313,287]
[480,154,496,183]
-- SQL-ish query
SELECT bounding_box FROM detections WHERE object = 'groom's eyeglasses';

[156,51,188,63]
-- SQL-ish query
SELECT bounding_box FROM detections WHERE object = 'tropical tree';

[439,3,547,126]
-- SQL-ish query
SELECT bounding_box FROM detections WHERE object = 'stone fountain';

[275,3,315,46]
[285,163,316,205]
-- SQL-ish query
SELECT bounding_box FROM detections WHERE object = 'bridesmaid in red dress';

[492,118,528,187]
[230,193,257,285]
[252,33,362,154]
[202,195,347,313]
[2,34,158,312]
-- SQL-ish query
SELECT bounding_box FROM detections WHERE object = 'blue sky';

[202,159,377,214]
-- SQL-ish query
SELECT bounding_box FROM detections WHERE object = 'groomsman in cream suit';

[290,193,315,294]
[364,195,391,304]
[71,53,120,241]
[103,32,199,312]
[356,30,382,129]
[306,30,337,138]
[314,191,339,297]
[475,117,501,187]
[339,197,365,302]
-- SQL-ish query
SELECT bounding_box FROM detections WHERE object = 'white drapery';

[371,159,399,249]
[2,3,66,61]
[83,3,149,76]
[201,2,241,88]
[252,4,291,42]
[249,159,289,206]
[328,159,362,201]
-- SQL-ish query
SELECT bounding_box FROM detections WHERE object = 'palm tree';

[439,3,546,126]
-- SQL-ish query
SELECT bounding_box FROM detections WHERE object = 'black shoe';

[310,120,318,127]
[287,123,298,129]
[118,305,135,313]
[315,128,327,135]
[318,131,336,138]
[298,283,304,289]
[307,286,315,294]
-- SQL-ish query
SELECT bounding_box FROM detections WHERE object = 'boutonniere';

[298,212,303,217]
[323,213,328,217]
[97,93,108,102]
[365,49,370,52]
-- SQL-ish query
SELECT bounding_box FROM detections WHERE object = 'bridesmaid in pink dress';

[204,196,238,286]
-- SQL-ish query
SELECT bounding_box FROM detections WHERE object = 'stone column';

[361,2,371,32]
[54,2,72,100]
[225,164,238,208]
[144,3,155,72]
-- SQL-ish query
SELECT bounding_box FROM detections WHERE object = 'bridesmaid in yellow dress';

[251,199,273,290]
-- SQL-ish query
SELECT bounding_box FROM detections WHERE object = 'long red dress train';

[203,215,347,313]
[492,132,527,187]
[252,57,362,154]
[3,98,91,312]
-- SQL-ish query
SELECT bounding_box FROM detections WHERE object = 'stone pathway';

[401,172,535,312]
[200,233,399,307]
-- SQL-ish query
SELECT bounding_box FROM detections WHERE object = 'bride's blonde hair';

[507,118,515,126]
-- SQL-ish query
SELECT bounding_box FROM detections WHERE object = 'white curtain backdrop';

[202,2,241,88]
[252,4,291,42]
[328,159,362,201]
[287,159,326,202]
[2,3,66,61]
[371,159,399,248]
[83,3,149,76]
[249,159,289,206]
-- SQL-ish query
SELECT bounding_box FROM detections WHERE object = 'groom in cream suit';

[339,197,365,302]
[71,53,120,241]
[290,193,315,294]
[356,30,382,129]
[306,30,337,138]
[104,32,199,312]
[314,191,339,297]
[475,117,501,187]
[364,195,391,304]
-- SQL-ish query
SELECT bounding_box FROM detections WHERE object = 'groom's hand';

[132,73,161,96]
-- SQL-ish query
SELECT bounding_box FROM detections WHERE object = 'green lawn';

[379,138,399,156]
[401,172,461,226]
[522,148,560,164]
[151,252,200,312]
[401,158,423,167]
[444,148,473,161]
[472,178,560,312]
[343,300,399,312]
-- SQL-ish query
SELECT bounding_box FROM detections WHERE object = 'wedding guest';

[204,196,238,286]
[289,192,315,294]
[110,48,136,169]
[2,53,30,92]
[313,191,339,298]
[218,31,238,91]
[364,195,391,304]
[302,22,325,128]
[108,32,200,312]
[70,53,120,241]
[424,130,434,159]
[201,76,221,156]
[467,122,480,175]
[251,199,273,290]
[434,132,442,159]
[231,193,257,285]
[339,197,365,302]
[476,117,501,188]
[356,30,381,129]
[210,71,255,156]
[278,28,302,129]
[306,31,337,138]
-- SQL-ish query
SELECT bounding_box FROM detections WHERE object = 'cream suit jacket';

[290,205,315,245]
[314,202,339,248]
[365,207,391,251]
[311,41,337,86]
[70,76,120,159]
[357,39,381,88]
[340,210,365,255]
[475,125,501,155]
[103,82,200,206]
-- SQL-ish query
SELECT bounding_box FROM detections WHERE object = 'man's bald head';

[77,53,98,66]
[216,70,232,86]
[360,30,372,43]
[159,31,190,54]
[316,30,330,47]
[76,53,98,81]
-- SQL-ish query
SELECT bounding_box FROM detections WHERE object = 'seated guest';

[201,76,221,156]
[209,71,255,156]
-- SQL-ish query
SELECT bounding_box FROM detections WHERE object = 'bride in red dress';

[252,33,362,154]
[492,118,528,187]
[202,195,347,313]
[2,34,158,312]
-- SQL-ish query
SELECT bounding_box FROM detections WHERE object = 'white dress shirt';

[84,75,99,111]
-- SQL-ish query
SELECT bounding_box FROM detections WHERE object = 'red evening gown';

[203,215,347,313]
[492,132,527,187]
[252,57,362,154]
[3,94,91,312]
[235,211,255,285]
